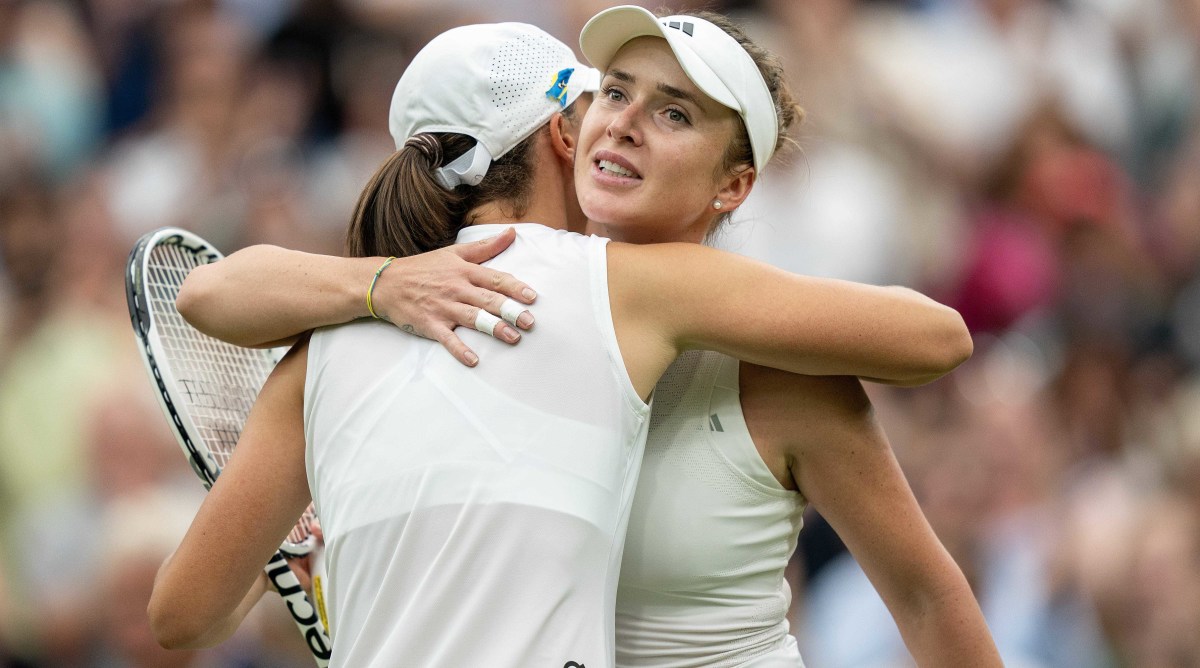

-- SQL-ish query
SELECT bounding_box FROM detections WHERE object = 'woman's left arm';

[148,340,313,649]
[744,368,1002,666]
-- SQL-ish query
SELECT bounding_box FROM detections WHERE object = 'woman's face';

[575,37,749,244]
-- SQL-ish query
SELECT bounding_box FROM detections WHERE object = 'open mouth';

[597,159,639,179]
[592,150,642,181]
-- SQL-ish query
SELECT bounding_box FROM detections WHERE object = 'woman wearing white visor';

[164,8,1001,668]
[575,9,1000,667]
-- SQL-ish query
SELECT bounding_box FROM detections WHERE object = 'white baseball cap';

[579,6,778,175]
[389,23,600,190]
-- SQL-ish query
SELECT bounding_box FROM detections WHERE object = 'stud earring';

[712,200,723,210]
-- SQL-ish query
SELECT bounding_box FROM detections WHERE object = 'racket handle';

[311,544,331,638]
[263,551,333,666]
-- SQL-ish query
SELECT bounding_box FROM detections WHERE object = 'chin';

[582,199,637,230]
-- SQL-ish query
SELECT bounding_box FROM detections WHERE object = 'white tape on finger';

[474,310,502,337]
[499,298,526,326]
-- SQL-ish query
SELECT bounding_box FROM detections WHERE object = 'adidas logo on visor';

[663,20,694,36]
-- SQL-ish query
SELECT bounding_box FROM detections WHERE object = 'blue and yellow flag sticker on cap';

[546,68,574,108]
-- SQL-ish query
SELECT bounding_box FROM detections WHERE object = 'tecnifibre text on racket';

[125,227,332,665]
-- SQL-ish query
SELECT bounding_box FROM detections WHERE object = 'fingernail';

[522,288,537,301]
[465,352,479,366]
[517,312,534,328]
[502,327,521,343]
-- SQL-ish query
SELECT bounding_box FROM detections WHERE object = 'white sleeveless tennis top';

[617,350,808,667]
[304,224,650,668]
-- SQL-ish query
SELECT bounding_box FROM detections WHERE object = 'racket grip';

[311,544,331,638]
[264,551,333,666]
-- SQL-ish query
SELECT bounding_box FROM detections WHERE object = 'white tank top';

[617,350,808,667]
[304,224,651,668]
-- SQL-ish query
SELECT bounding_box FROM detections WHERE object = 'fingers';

[433,328,480,368]
[450,227,516,264]
[449,235,538,308]
[479,267,538,308]
[469,266,537,319]
[499,298,528,327]
[411,294,530,366]
[473,310,501,336]
[425,304,525,368]
[462,302,523,342]
[444,275,534,334]
[380,239,540,365]
[283,554,313,594]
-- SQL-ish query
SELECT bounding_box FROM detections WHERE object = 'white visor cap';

[580,6,778,175]
[389,22,601,189]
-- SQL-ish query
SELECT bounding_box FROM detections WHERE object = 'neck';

[467,137,572,231]
[585,214,714,245]
[468,196,569,229]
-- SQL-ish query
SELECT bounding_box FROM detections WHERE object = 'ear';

[548,112,578,164]
[715,166,756,212]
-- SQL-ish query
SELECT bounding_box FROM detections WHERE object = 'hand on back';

[370,227,539,366]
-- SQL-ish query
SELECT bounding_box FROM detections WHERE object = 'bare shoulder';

[606,241,742,283]
[607,241,699,279]
[739,364,876,490]
[739,363,872,426]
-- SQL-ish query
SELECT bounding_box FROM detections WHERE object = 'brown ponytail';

[345,129,542,259]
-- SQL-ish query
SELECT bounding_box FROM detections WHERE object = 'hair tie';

[404,134,443,167]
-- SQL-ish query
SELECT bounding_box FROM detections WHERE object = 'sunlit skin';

[577,37,757,245]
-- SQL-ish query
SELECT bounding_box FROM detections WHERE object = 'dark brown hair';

[669,10,805,233]
[345,129,540,258]
[679,10,804,176]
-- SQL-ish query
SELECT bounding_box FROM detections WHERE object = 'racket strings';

[146,245,269,464]
[145,243,317,549]
[288,503,320,549]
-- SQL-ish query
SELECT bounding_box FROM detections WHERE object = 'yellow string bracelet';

[366,256,396,319]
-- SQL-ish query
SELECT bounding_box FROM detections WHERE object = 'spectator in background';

[305,30,409,246]
[2,0,1199,664]
[0,173,60,351]
[1088,492,1200,667]
[91,484,314,667]
[723,0,919,287]
[11,376,188,665]
[803,357,1113,668]
[102,3,247,242]
[0,1,104,181]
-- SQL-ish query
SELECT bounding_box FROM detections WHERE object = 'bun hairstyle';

[676,10,804,180]
[670,10,805,237]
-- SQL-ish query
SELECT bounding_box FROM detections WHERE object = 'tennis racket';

[125,227,332,665]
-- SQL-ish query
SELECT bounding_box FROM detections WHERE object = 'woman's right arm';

[177,229,536,365]
[607,242,972,392]
[147,340,313,649]
[741,369,1002,666]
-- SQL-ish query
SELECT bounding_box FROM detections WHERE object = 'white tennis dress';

[617,350,808,667]
[304,224,650,668]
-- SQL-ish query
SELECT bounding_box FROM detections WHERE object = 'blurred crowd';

[0,0,1197,666]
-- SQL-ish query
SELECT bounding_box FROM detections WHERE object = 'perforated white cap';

[389,23,601,189]
[580,6,778,175]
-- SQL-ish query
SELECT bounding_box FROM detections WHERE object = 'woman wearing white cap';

[159,9,1000,668]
